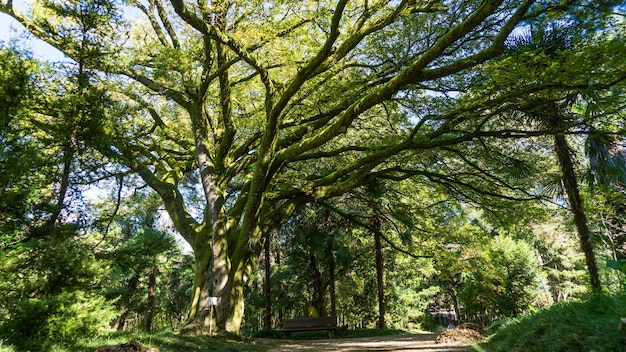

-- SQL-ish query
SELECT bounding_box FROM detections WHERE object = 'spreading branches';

[127,0,171,48]
[170,0,275,96]
[153,0,180,48]
[322,201,433,260]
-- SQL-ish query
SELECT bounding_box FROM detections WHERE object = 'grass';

[0,327,412,351]
[481,293,626,352]
[0,330,275,352]
[8,293,626,352]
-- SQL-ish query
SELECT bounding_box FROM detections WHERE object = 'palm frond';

[505,26,575,54]
[586,131,626,188]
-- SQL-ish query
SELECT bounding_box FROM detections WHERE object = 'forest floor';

[89,326,483,352]
[257,333,473,352]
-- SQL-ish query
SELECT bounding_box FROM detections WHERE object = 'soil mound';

[95,339,160,352]
[435,323,486,345]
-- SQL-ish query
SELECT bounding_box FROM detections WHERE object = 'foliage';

[531,210,588,302]
[1,0,625,336]
[0,328,415,351]
[0,226,116,346]
[585,150,626,292]
[0,46,46,247]
[483,293,626,352]
[475,8,626,290]
[385,253,438,330]
[0,45,31,130]
[459,235,549,321]
[425,203,578,325]
[0,42,121,345]
[87,186,195,332]
[244,197,440,332]
[0,330,273,352]
[160,255,196,330]
[0,42,193,341]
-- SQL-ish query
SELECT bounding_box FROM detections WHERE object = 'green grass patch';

[482,293,626,352]
[0,328,412,351]
[0,330,276,352]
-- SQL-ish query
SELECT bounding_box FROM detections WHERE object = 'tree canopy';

[1,0,625,334]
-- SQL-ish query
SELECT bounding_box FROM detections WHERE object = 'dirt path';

[259,333,472,352]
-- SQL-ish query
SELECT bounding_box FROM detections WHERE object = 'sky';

[1,12,66,62]
[1,6,195,254]
[1,0,143,62]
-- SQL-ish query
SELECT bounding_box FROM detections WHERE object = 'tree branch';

[322,202,433,259]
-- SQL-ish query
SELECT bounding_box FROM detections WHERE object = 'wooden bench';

[280,316,338,338]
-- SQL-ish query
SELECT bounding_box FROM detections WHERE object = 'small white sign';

[209,297,218,306]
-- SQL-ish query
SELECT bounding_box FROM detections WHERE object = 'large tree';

[2,0,623,333]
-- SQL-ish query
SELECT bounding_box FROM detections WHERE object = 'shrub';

[1,291,116,342]
[483,293,626,351]
[459,235,549,322]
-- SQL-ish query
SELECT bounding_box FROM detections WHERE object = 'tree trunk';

[263,234,272,330]
[276,242,284,328]
[183,237,241,332]
[554,134,602,291]
[326,233,336,317]
[113,309,128,331]
[182,244,212,332]
[145,262,157,332]
[374,225,386,329]
[452,290,460,324]
[47,146,73,227]
[184,251,249,333]
[113,274,140,330]
[309,248,325,316]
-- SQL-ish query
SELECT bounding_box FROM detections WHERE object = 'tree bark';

[309,248,325,317]
[113,274,139,331]
[263,234,273,330]
[113,308,127,331]
[184,248,249,334]
[374,223,386,329]
[326,233,336,317]
[145,262,157,332]
[554,133,602,290]
[47,145,73,227]
[183,235,246,334]
[276,242,284,328]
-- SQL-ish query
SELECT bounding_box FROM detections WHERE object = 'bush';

[45,291,116,339]
[0,227,116,347]
[459,235,549,322]
[1,291,116,343]
[483,293,626,351]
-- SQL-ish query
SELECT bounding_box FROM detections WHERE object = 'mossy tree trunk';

[263,235,272,330]
[374,220,386,329]
[554,133,602,291]
[536,101,602,291]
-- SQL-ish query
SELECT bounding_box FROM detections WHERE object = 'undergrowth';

[482,293,626,352]
[0,330,273,352]
[0,327,411,351]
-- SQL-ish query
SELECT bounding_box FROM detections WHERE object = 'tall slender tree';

[482,22,626,290]
[263,231,272,330]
